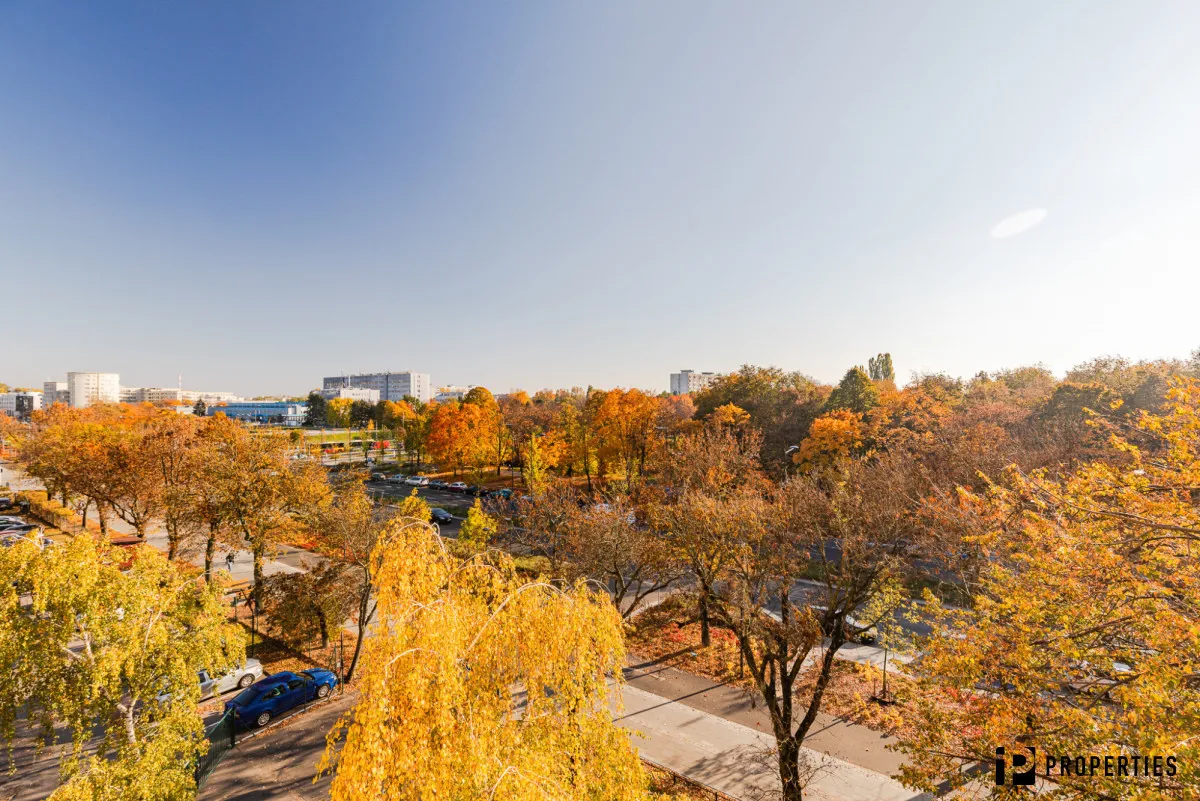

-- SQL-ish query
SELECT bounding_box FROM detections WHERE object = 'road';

[197,664,925,801]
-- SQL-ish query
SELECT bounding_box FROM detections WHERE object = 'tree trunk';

[778,737,804,801]
[166,521,178,561]
[204,525,217,582]
[344,587,372,684]
[318,611,330,649]
[699,593,711,647]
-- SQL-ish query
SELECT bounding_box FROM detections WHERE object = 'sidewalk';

[616,681,929,801]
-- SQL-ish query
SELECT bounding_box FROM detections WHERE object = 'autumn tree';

[319,520,649,800]
[314,481,427,682]
[796,409,866,470]
[569,495,685,619]
[204,420,328,609]
[0,537,244,801]
[458,498,498,551]
[261,560,355,649]
[692,366,828,478]
[595,388,661,487]
[898,379,1200,799]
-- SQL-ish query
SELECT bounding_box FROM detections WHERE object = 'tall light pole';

[783,445,800,482]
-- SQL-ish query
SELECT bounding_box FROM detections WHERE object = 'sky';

[3,2,1199,397]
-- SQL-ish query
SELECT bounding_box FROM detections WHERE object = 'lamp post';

[783,445,800,482]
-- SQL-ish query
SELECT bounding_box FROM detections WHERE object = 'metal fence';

[194,709,236,789]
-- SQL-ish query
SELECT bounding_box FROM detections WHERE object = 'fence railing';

[194,709,236,789]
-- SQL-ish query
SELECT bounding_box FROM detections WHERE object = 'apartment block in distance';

[323,372,431,404]
[0,391,42,420]
[319,387,380,402]
[669,369,721,395]
[42,381,69,407]
[120,387,242,405]
[66,372,120,408]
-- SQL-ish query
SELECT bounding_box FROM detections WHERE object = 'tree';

[825,366,879,415]
[594,388,661,487]
[204,420,328,610]
[898,379,1200,799]
[796,409,866,469]
[458,498,497,551]
[315,481,425,683]
[692,366,829,478]
[304,391,327,428]
[326,397,353,428]
[659,452,922,800]
[261,560,355,649]
[569,496,684,619]
[192,398,207,417]
[349,399,375,429]
[868,352,895,382]
[0,537,244,801]
[318,520,649,800]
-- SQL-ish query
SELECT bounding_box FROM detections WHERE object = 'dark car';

[427,479,449,491]
[224,669,338,729]
[467,485,486,496]
[430,508,454,525]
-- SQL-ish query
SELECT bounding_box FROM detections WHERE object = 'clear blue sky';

[3,2,1198,397]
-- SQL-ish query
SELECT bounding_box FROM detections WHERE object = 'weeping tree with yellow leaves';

[319,517,655,800]
[0,536,244,801]
[898,378,1200,798]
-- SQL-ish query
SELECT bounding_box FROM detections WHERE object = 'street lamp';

[783,445,800,482]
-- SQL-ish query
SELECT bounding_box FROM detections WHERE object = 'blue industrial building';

[207,401,307,426]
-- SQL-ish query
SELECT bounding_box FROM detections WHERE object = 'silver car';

[200,659,264,698]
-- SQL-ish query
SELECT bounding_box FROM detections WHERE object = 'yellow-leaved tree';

[0,536,244,801]
[319,518,650,800]
[898,378,1200,798]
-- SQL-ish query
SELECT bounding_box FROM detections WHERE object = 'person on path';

[225,550,236,574]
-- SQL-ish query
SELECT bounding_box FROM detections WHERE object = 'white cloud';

[990,208,1048,238]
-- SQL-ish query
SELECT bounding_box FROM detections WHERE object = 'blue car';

[223,669,338,729]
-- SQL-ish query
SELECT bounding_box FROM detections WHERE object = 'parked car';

[406,476,430,487]
[201,658,264,697]
[0,516,27,527]
[448,482,468,493]
[371,472,387,481]
[224,669,339,729]
[387,474,408,484]
[0,498,13,511]
[1,531,51,549]
[427,479,449,490]
[430,508,454,525]
[490,488,514,500]
[467,485,486,496]
[0,524,42,538]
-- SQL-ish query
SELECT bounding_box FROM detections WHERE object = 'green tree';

[0,537,245,801]
[191,398,207,417]
[304,391,328,428]
[868,352,895,382]
[825,366,879,414]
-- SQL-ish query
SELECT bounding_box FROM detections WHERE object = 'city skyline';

[4,3,1200,395]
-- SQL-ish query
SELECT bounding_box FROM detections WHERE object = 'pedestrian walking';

[225,550,236,573]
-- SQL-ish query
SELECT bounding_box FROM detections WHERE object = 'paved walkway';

[617,681,928,801]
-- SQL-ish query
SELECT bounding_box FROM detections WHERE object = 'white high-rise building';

[67,372,120,408]
[669,370,720,395]
[322,372,431,404]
